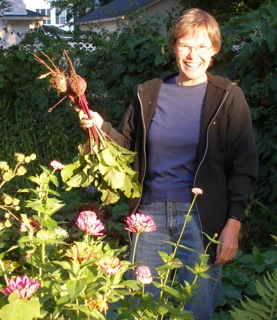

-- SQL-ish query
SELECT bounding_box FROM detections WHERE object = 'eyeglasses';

[176,43,211,54]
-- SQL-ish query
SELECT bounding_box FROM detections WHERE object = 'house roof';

[77,0,160,23]
[3,9,49,21]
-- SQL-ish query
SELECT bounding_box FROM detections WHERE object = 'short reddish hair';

[170,8,221,54]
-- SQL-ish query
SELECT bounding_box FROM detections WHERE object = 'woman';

[78,8,258,319]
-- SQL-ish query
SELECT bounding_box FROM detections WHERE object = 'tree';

[0,0,12,16]
[48,0,93,26]
[179,0,267,23]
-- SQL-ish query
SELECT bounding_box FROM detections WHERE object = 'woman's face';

[173,29,215,86]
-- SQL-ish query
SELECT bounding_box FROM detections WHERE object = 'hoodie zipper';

[136,90,146,209]
[193,84,234,238]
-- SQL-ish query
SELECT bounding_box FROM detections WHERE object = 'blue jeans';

[130,202,221,320]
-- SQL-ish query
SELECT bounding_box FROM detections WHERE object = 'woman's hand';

[75,107,104,129]
[215,218,241,264]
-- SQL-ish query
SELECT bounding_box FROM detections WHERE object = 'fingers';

[81,118,94,129]
[215,243,237,264]
[74,107,104,129]
[215,219,240,264]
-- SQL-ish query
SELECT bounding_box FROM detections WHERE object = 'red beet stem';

[79,94,99,151]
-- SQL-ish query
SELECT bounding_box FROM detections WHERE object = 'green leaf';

[61,161,81,182]
[98,147,118,167]
[265,28,277,53]
[0,294,41,320]
[25,198,64,216]
[66,279,87,301]
[99,186,120,205]
[220,282,242,300]
[56,294,71,306]
[160,285,181,299]
[49,175,59,188]
[99,163,125,189]
[154,54,164,65]
[15,51,26,62]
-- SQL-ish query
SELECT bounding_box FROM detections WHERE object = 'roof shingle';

[78,0,156,23]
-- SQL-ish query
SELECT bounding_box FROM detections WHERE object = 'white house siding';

[24,0,71,30]
[80,18,123,33]
[0,20,30,48]
[0,0,48,48]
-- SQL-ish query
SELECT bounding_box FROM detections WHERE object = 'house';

[0,0,49,48]
[24,0,72,31]
[77,0,183,33]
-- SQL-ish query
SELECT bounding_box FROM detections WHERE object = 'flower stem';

[0,259,9,286]
[160,195,198,299]
[131,233,140,265]
[40,241,45,288]
[173,194,197,257]
[0,206,20,221]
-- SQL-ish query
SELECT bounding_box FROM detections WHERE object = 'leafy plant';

[229,269,277,319]
[215,246,277,319]
[0,156,217,319]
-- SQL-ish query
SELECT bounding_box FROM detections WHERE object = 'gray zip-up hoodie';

[101,73,259,260]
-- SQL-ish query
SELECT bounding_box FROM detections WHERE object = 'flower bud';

[16,165,27,176]
[2,194,13,205]
[30,154,36,161]
[14,153,25,162]
[2,171,14,181]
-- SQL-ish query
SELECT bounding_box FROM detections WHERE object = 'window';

[55,9,67,25]
[36,8,51,25]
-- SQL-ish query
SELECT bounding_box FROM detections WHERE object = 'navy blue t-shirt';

[142,77,207,203]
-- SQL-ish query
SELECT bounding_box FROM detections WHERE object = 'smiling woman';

[77,8,258,320]
[171,10,220,86]
[174,29,214,86]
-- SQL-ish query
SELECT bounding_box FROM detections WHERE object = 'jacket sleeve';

[225,85,259,219]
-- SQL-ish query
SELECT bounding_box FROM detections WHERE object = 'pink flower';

[192,188,203,195]
[135,265,153,284]
[98,257,122,275]
[125,213,157,233]
[2,275,40,299]
[76,210,104,236]
[50,160,63,170]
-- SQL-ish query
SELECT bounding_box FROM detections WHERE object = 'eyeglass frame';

[175,42,212,54]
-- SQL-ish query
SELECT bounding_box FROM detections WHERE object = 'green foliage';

[61,139,142,205]
[230,269,277,320]
[0,153,36,260]
[0,44,83,170]
[215,246,277,319]
[179,0,266,24]
[0,294,41,320]
[0,157,212,319]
